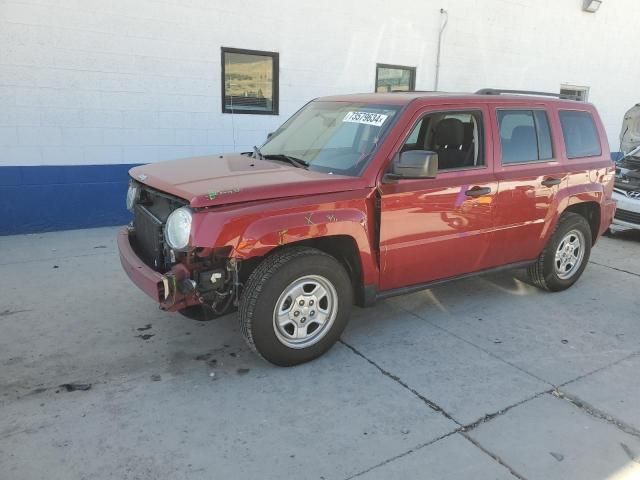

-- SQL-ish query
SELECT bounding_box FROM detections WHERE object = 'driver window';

[401,111,484,170]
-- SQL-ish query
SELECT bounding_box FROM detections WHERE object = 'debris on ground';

[151,374,161,381]
[59,383,92,392]
[28,387,47,396]
[237,368,250,375]
[0,309,32,317]
[135,334,154,340]
[561,339,569,344]
[550,452,564,462]
[136,324,152,331]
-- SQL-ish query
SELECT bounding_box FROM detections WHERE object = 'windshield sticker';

[343,111,388,127]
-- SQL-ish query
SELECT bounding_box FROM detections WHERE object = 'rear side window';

[498,110,553,164]
[559,110,601,158]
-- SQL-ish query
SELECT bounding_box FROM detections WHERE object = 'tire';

[239,247,353,366]
[527,212,592,292]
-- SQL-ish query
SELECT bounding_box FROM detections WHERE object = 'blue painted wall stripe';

[0,164,140,235]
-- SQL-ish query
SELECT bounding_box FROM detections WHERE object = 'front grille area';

[130,185,187,271]
[615,208,640,225]
[133,204,165,269]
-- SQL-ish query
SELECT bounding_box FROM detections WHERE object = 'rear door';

[378,104,498,291]
[488,104,567,265]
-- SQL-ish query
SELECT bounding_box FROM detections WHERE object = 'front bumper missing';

[117,228,199,311]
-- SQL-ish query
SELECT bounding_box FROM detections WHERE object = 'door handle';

[541,177,562,187]
[464,186,492,197]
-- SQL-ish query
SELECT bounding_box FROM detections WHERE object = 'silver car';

[613,104,640,231]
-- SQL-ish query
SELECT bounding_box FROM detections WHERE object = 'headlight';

[165,207,192,250]
[126,183,139,211]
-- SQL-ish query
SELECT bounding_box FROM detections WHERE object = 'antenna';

[225,55,237,151]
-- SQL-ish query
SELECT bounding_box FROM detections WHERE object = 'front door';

[379,107,498,291]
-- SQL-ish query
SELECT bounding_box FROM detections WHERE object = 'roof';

[317,91,591,108]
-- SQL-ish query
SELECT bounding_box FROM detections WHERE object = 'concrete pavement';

[1,227,639,479]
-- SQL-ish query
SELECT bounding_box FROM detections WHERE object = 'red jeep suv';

[118,89,616,366]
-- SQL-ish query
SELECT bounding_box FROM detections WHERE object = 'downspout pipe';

[434,8,448,91]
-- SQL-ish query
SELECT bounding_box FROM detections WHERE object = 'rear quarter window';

[559,110,601,158]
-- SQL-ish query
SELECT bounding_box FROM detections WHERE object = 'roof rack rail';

[475,88,573,99]
[389,89,436,93]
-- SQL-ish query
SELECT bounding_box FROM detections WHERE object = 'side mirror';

[386,150,438,180]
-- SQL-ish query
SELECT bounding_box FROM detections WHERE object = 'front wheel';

[528,212,592,292]
[239,247,353,366]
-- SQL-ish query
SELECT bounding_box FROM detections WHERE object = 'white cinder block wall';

[0,0,638,233]
[1,0,638,167]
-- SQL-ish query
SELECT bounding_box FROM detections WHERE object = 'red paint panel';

[117,228,164,302]
[377,103,498,289]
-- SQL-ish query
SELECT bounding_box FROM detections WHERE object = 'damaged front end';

[613,120,640,230]
[119,183,241,316]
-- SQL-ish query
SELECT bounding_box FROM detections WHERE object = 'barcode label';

[343,111,388,127]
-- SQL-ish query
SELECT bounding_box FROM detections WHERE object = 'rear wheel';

[528,212,592,291]
[239,247,352,366]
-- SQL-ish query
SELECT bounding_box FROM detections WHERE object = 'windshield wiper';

[263,154,309,169]
[253,145,264,160]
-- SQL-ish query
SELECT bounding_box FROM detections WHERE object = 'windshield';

[260,101,401,176]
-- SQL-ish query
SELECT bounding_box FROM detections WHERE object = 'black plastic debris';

[0,309,31,317]
[135,334,154,340]
[60,383,92,392]
[550,452,564,462]
[136,324,152,331]
[151,374,161,382]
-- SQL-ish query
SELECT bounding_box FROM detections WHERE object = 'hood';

[129,153,369,208]
[620,104,640,154]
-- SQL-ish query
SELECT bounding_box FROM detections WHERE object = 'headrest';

[434,118,464,146]
[510,125,536,144]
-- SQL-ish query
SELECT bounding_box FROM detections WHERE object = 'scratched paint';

[304,213,314,225]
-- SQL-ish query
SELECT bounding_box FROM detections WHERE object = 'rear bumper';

[117,227,199,311]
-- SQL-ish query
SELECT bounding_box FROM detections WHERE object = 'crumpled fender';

[190,190,379,285]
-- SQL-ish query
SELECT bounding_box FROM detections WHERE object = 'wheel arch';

[562,201,601,245]
[239,234,369,307]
